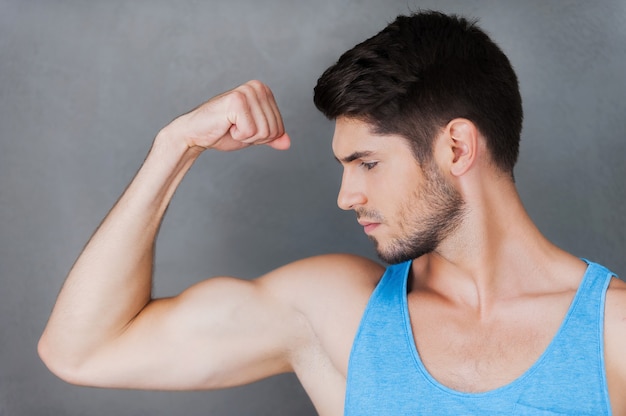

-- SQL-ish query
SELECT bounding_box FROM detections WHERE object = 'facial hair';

[367,162,466,264]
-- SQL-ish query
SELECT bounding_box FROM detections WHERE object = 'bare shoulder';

[604,275,626,414]
[260,254,385,375]
[257,253,385,326]
[605,275,626,333]
[605,275,626,341]
[259,253,384,299]
[178,252,384,338]
[177,253,384,329]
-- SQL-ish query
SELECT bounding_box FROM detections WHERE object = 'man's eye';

[360,161,378,170]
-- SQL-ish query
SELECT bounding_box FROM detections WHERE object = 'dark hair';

[313,11,523,175]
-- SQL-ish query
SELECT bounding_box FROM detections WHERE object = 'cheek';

[372,164,424,222]
[394,185,424,233]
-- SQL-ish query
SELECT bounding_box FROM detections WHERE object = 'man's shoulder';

[295,253,385,280]
[604,274,626,414]
[256,254,384,334]
[605,273,626,324]
[260,253,385,297]
[605,273,626,315]
[258,254,386,379]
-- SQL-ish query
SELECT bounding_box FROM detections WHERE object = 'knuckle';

[256,126,270,139]
[247,79,265,90]
[241,83,254,93]
[227,90,247,108]
[248,80,273,100]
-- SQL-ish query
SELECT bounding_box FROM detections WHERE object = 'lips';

[358,220,380,234]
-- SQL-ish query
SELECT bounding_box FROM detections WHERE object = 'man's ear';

[440,118,478,177]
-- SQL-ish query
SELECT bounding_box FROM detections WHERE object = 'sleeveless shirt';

[344,260,615,415]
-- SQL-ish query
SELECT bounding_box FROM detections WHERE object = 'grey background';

[1,0,624,415]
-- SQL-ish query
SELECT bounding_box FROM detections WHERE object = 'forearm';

[39,130,202,370]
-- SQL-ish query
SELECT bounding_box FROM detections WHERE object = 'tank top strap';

[555,259,615,344]
[575,259,615,304]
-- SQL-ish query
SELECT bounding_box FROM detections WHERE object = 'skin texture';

[38,81,626,415]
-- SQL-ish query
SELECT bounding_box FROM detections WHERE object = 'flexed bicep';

[59,275,305,391]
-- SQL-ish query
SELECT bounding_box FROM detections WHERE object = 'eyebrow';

[334,150,375,164]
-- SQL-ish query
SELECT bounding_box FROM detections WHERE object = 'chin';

[372,236,435,265]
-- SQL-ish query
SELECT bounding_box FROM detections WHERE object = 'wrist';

[152,123,204,165]
[122,127,204,210]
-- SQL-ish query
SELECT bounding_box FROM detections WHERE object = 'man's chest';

[406,290,576,393]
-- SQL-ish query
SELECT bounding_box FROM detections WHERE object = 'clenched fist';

[163,80,291,152]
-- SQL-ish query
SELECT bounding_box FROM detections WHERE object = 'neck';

[411,175,582,315]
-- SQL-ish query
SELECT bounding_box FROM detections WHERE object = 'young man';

[39,11,625,415]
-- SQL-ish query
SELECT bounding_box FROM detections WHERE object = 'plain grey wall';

[1,0,624,415]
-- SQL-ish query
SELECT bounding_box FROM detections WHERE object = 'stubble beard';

[372,163,466,264]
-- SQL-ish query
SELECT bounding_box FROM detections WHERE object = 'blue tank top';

[345,259,615,415]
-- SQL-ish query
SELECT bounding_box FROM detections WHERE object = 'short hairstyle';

[313,11,523,176]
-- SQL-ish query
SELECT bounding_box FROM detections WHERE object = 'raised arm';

[38,80,301,390]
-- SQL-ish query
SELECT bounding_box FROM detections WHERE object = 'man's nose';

[337,172,367,210]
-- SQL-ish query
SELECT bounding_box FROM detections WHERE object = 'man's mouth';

[358,220,380,234]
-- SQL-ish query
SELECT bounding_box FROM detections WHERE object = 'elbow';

[37,333,88,386]
[37,334,70,382]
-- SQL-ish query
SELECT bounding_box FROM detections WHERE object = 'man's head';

[314,11,523,177]
[316,11,523,263]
